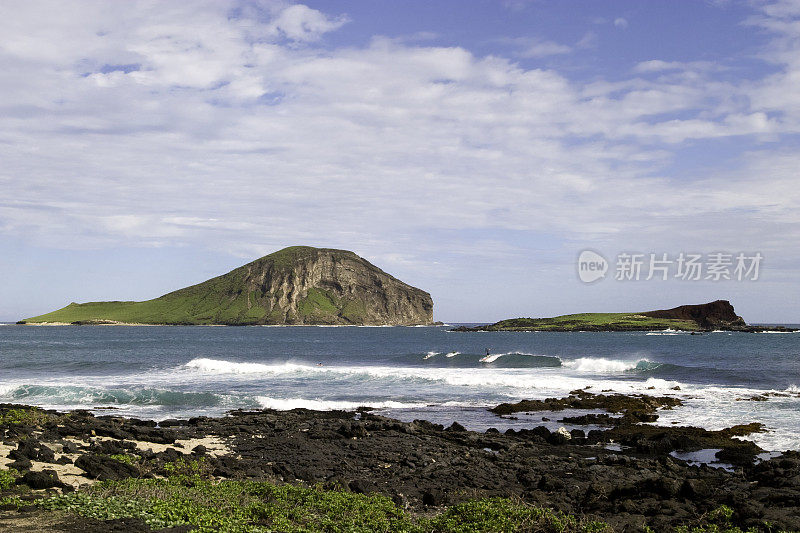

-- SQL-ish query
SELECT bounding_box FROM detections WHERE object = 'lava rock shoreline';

[2,401,800,532]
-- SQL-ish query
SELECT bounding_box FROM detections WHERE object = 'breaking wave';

[184,358,311,374]
[256,396,427,411]
[562,357,663,373]
[1,383,225,407]
[478,352,562,365]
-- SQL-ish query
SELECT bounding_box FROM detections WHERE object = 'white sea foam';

[423,351,439,360]
[653,386,800,452]
[562,357,643,373]
[478,351,540,363]
[184,358,312,374]
[445,351,460,358]
[0,383,19,395]
[642,377,682,390]
[256,396,426,411]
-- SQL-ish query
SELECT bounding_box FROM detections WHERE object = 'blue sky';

[1,0,800,322]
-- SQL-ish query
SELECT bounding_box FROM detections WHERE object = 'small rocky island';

[20,246,434,326]
[453,300,796,332]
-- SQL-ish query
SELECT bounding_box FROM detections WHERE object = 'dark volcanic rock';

[641,299,746,328]
[75,453,139,481]
[17,469,63,490]
[490,390,682,416]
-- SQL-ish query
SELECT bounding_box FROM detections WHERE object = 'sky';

[1,0,799,323]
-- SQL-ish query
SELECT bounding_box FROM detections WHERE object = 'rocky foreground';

[1,398,800,532]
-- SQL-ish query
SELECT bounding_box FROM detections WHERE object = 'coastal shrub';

[162,456,213,482]
[35,477,416,532]
[0,407,49,426]
[0,495,24,507]
[108,453,139,466]
[672,504,777,533]
[0,468,19,490]
[674,527,763,533]
[421,497,612,532]
[26,477,789,533]
[31,477,616,533]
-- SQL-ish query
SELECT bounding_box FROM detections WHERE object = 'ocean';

[1,324,798,453]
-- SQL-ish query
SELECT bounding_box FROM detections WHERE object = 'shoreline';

[2,397,800,531]
[13,322,440,327]
[10,321,799,333]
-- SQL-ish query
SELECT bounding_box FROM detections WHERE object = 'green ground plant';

[0,407,50,426]
[5,477,796,533]
[0,468,19,490]
[2,459,794,532]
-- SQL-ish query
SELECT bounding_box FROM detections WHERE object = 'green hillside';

[481,313,700,332]
[20,246,434,326]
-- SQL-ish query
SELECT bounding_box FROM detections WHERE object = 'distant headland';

[19,246,434,326]
[452,300,797,333]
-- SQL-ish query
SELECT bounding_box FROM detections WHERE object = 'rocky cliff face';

[641,300,746,329]
[165,246,434,326]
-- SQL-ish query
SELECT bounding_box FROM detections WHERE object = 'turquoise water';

[0,324,798,451]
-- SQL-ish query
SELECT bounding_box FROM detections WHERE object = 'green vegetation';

[0,468,19,490]
[11,474,610,533]
[484,313,700,332]
[0,406,49,426]
[671,505,774,533]
[297,288,340,318]
[295,287,367,324]
[108,454,140,466]
[424,498,611,533]
[2,461,792,532]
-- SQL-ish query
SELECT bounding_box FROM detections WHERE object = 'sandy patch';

[2,435,231,489]
[134,435,229,457]
[0,441,92,488]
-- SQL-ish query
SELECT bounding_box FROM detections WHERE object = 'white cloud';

[267,4,349,42]
[614,17,629,29]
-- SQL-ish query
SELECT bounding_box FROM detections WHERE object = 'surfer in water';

[485,348,491,356]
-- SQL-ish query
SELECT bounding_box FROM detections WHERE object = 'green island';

[19,246,433,326]
[478,313,700,332]
[452,300,795,333]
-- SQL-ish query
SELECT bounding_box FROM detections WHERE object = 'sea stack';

[21,246,434,326]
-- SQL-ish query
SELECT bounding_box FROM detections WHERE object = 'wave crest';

[256,396,426,411]
[562,357,659,373]
[184,358,311,374]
